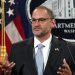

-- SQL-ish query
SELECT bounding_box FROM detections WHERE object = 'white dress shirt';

[34,34,52,69]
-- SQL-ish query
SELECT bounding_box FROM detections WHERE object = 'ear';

[51,19,56,28]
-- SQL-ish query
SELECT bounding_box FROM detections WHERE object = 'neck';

[36,33,51,43]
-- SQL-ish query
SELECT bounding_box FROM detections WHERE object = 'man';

[0,6,75,75]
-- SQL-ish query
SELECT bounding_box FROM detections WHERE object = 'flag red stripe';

[5,33,12,55]
[13,16,26,40]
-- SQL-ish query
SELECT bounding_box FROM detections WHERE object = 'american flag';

[0,0,33,55]
[0,0,46,55]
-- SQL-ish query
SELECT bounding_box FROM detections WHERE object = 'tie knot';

[38,44,44,50]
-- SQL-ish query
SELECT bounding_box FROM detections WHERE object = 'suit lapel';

[44,36,62,73]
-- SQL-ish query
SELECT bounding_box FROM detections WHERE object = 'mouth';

[34,28,40,31]
[33,29,41,33]
[33,27,41,30]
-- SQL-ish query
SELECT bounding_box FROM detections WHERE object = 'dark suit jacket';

[9,35,75,75]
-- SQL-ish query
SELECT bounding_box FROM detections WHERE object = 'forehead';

[32,8,49,18]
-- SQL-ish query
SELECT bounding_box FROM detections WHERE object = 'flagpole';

[2,0,5,47]
[0,0,6,65]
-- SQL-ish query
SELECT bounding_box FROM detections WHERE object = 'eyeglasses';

[30,18,50,23]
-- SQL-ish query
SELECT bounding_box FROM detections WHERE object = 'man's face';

[31,8,55,37]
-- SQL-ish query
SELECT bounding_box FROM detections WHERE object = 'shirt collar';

[34,34,52,48]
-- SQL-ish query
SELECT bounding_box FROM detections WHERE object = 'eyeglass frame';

[29,18,53,24]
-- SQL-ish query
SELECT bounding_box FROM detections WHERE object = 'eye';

[38,18,48,21]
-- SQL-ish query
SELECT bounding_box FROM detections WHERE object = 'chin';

[34,34,40,36]
[34,33,45,37]
[33,31,41,35]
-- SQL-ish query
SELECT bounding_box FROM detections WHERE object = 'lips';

[34,28,40,30]
[33,28,41,32]
[33,27,41,30]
